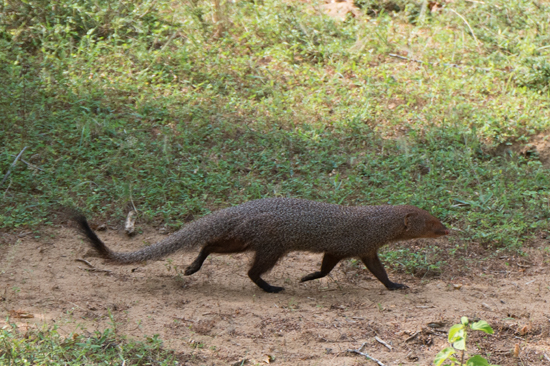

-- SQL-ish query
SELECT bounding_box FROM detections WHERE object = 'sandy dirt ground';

[1,225,549,365]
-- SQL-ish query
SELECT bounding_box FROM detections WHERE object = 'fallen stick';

[405,331,419,342]
[78,266,112,274]
[389,53,493,72]
[76,258,112,273]
[8,154,44,171]
[375,336,392,351]
[1,146,28,186]
[76,258,95,268]
[3,179,12,197]
[347,342,387,366]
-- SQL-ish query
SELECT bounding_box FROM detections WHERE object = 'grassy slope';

[2,0,550,249]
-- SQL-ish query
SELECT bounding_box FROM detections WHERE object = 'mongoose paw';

[263,285,285,293]
[184,266,199,276]
[387,282,408,290]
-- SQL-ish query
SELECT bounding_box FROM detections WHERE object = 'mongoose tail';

[70,210,233,263]
[71,212,114,259]
[70,199,449,293]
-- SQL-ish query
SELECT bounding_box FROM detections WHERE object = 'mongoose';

[70,198,449,293]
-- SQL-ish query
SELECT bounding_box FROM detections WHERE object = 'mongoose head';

[402,207,450,239]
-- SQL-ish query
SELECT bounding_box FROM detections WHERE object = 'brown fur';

[70,198,449,293]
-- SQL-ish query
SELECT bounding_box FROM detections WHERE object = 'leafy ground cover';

[2,0,550,247]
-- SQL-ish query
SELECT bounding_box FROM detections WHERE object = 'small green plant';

[434,317,496,366]
[165,258,176,272]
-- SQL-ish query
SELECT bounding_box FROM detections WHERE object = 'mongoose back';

[70,198,449,293]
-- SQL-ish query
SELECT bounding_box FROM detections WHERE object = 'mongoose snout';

[427,220,450,237]
[70,198,449,293]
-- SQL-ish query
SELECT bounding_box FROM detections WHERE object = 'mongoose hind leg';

[184,248,209,275]
[300,253,342,282]
[360,254,408,290]
[248,251,284,293]
[185,238,248,276]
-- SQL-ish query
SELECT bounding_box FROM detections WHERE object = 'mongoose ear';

[404,212,417,231]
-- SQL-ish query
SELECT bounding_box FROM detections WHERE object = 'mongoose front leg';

[300,253,342,282]
[248,251,284,293]
[361,254,408,290]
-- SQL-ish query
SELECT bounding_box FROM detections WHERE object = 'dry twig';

[2,146,28,186]
[389,53,492,72]
[375,336,392,351]
[405,331,419,342]
[8,154,44,171]
[78,266,112,274]
[76,258,95,268]
[347,342,387,366]
[75,258,112,273]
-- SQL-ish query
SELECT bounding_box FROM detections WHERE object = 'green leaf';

[466,355,490,366]
[461,316,469,326]
[448,324,465,343]
[470,320,494,334]
[453,337,466,351]
[433,347,456,366]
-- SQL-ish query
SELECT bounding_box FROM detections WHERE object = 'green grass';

[2,1,550,242]
[0,323,180,365]
[380,246,446,276]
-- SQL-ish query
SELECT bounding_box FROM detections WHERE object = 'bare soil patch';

[1,227,549,365]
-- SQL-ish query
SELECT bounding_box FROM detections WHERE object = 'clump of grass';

[515,56,550,93]
[380,246,446,276]
[1,0,174,51]
[0,323,180,365]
